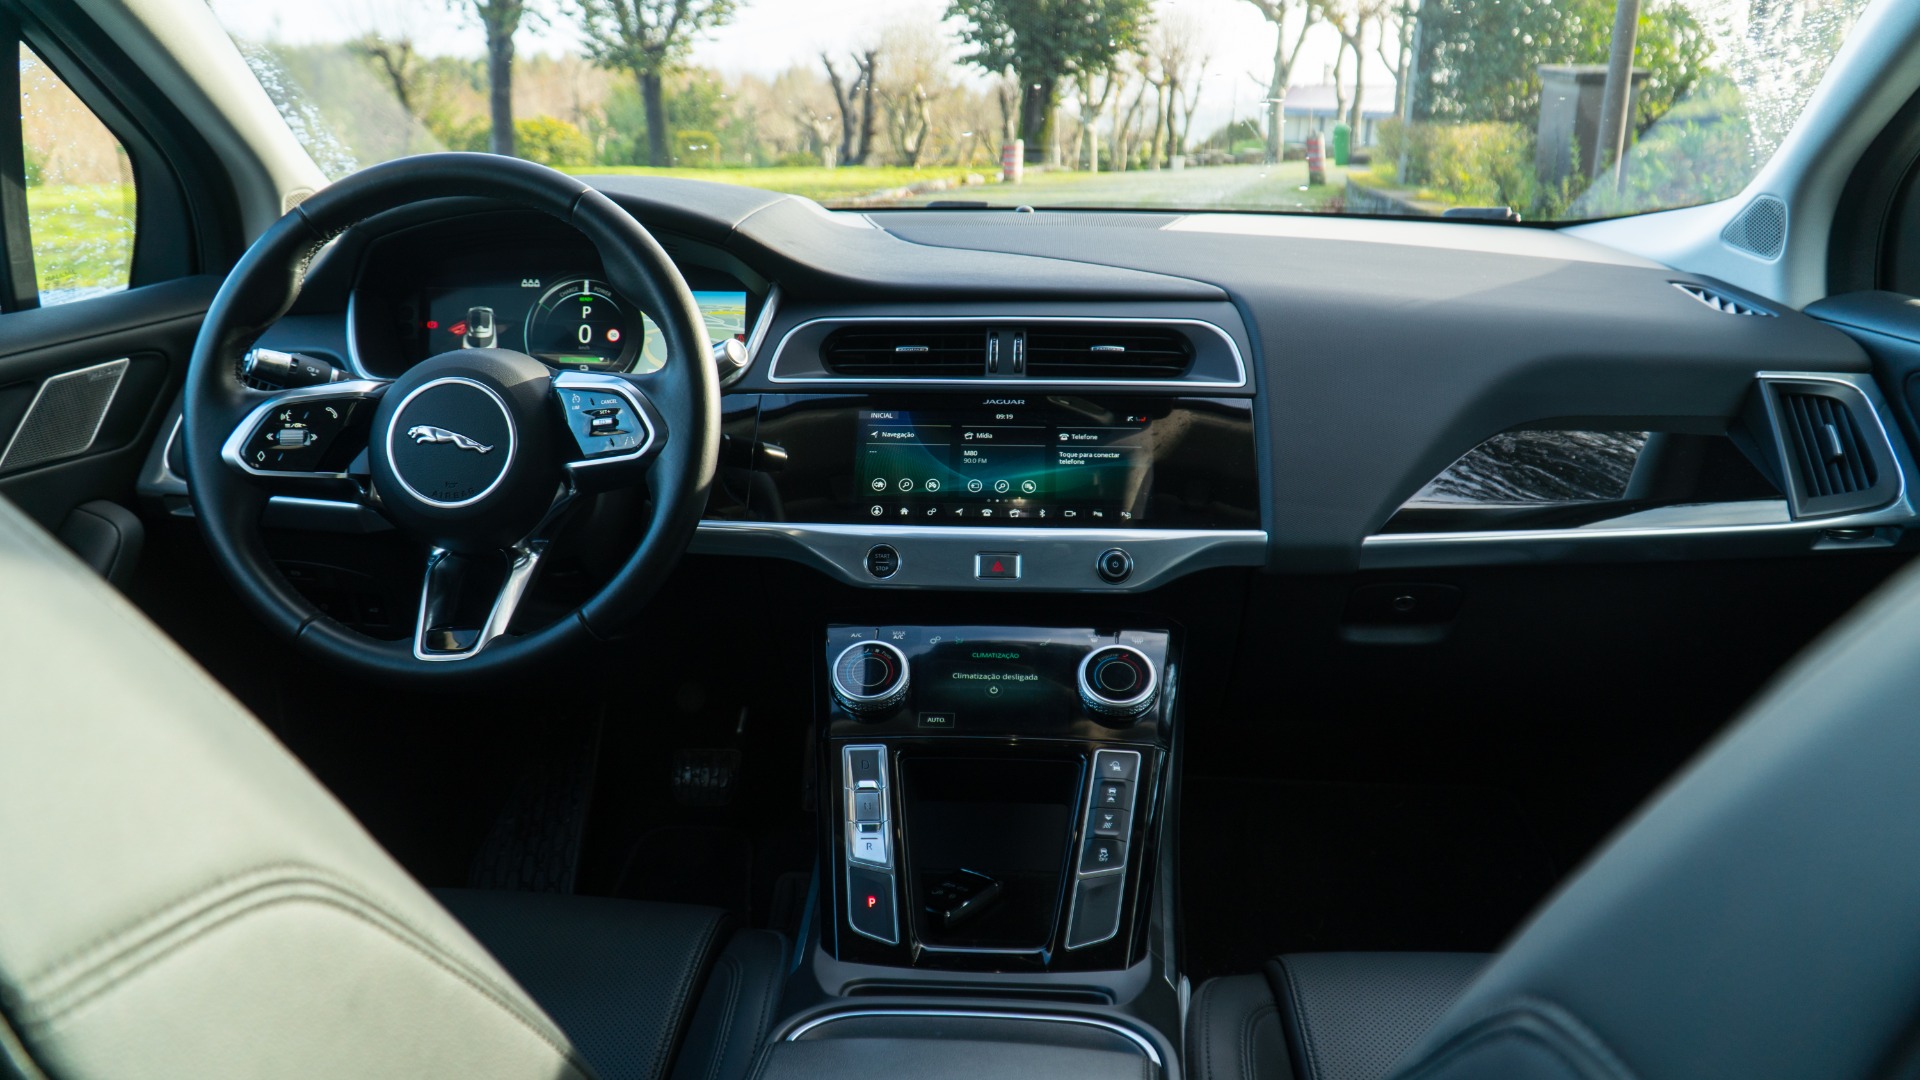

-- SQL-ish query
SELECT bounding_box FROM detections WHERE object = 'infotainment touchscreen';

[856,406,1152,523]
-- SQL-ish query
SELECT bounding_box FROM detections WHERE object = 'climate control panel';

[822,625,1171,737]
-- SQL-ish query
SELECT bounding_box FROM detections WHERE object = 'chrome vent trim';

[1673,282,1775,317]
[766,315,1247,388]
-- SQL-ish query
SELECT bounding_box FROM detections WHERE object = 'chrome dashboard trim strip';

[735,284,780,384]
[783,1009,1162,1065]
[691,522,1267,591]
[764,314,1249,389]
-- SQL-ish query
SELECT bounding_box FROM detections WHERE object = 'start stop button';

[1095,548,1134,584]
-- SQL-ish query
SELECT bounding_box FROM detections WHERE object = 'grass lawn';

[567,164,989,203]
[572,161,1347,213]
[26,183,135,295]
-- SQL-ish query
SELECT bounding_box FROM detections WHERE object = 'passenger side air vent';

[1024,324,1194,379]
[1760,378,1900,518]
[820,325,989,377]
[1674,282,1775,317]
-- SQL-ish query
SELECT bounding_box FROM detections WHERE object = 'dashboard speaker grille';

[1024,325,1194,379]
[820,325,988,377]
[1721,196,1787,260]
[0,358,130,474]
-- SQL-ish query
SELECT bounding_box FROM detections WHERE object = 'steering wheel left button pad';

[245,399,362,472]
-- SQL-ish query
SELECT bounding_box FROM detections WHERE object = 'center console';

[817,624,1174,974]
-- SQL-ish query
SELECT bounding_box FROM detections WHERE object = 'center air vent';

[1760,378,1899,518]
[820,325,988,377]
[1025,325,1195,379]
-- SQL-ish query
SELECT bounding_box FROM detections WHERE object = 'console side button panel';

[1064,874,1125,949]
[1067,749,1143,949]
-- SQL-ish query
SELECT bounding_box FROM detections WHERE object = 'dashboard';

[236,181,1920,599]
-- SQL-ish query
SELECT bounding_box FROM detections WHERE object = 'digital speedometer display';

[524,278,639,370]
[412,275,749,375]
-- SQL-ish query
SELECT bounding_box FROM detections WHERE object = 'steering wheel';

[181,154,720,680]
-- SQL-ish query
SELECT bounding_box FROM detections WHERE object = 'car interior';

[10,0,1920,1078]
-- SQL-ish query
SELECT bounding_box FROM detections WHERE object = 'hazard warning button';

[974,552,1022,580]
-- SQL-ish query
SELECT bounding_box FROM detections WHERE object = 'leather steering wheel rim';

[182,154,720,682]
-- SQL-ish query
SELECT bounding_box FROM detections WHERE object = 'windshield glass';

[209,0,1873,222]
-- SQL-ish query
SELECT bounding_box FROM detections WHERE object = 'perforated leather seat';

[1189,954,1485,1080]
[1193,553,1920,1080]
[0,493,780,1080]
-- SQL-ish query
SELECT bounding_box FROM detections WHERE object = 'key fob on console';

[925,868,1003,929]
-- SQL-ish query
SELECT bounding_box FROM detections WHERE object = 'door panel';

[0,275,216,529]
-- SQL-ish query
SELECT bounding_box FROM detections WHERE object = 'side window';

[18,43,135,306]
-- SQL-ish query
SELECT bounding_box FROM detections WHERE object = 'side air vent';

[820,325,988,377]
[1024,325,1195,379]
[1761,378,1900,518]
[1674,282,1775,317]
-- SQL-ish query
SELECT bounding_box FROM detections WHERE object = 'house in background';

[1283,84,1397,147]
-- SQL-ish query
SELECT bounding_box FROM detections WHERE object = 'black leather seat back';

[1391,558,1920,1080]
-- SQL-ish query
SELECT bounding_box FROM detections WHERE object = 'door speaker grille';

[0,358,130,473]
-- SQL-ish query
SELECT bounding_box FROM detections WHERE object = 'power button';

[1095,548,1133,584]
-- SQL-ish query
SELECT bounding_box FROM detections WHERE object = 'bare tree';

[1071,67,1120,171]
[1374,0,1418,118]
[1318,0,1388,137]
[823,51,880,165]
[1148,12,1208,164]
[1243,0,1320,162]
[347,28,430,154]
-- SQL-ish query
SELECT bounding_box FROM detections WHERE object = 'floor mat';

[467,720,601,893]
[616,825,755,922]
[1180,778,1561,984]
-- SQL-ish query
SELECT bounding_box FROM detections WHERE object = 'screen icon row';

[867,477,1040,495]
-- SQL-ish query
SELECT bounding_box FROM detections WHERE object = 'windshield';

[209,0,1872,223]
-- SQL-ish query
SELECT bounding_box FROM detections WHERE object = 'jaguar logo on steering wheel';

[406,425,494,454]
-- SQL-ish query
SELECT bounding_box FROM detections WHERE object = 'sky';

[207,0,1379,139]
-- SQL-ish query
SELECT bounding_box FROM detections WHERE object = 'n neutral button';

[853,791,884,822]
[975,552,1021,579]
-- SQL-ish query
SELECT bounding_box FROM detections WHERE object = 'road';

[889,161,1350,212]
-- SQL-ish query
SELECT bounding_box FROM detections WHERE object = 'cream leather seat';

[0,494,779,1080]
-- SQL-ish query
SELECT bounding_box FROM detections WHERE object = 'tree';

[1412,0,1711,133]
[575,0,740,167]
[450,0,543,158]
[348,33,433,153]
[1374,0,1419,118]
[1317,0,1389,135]
[947,0,1151,164]
[1243,0,1320,162]
[823,51,879,165]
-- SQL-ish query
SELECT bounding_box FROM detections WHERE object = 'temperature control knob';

[1078,645,1158,720]
[831,640,911,715]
